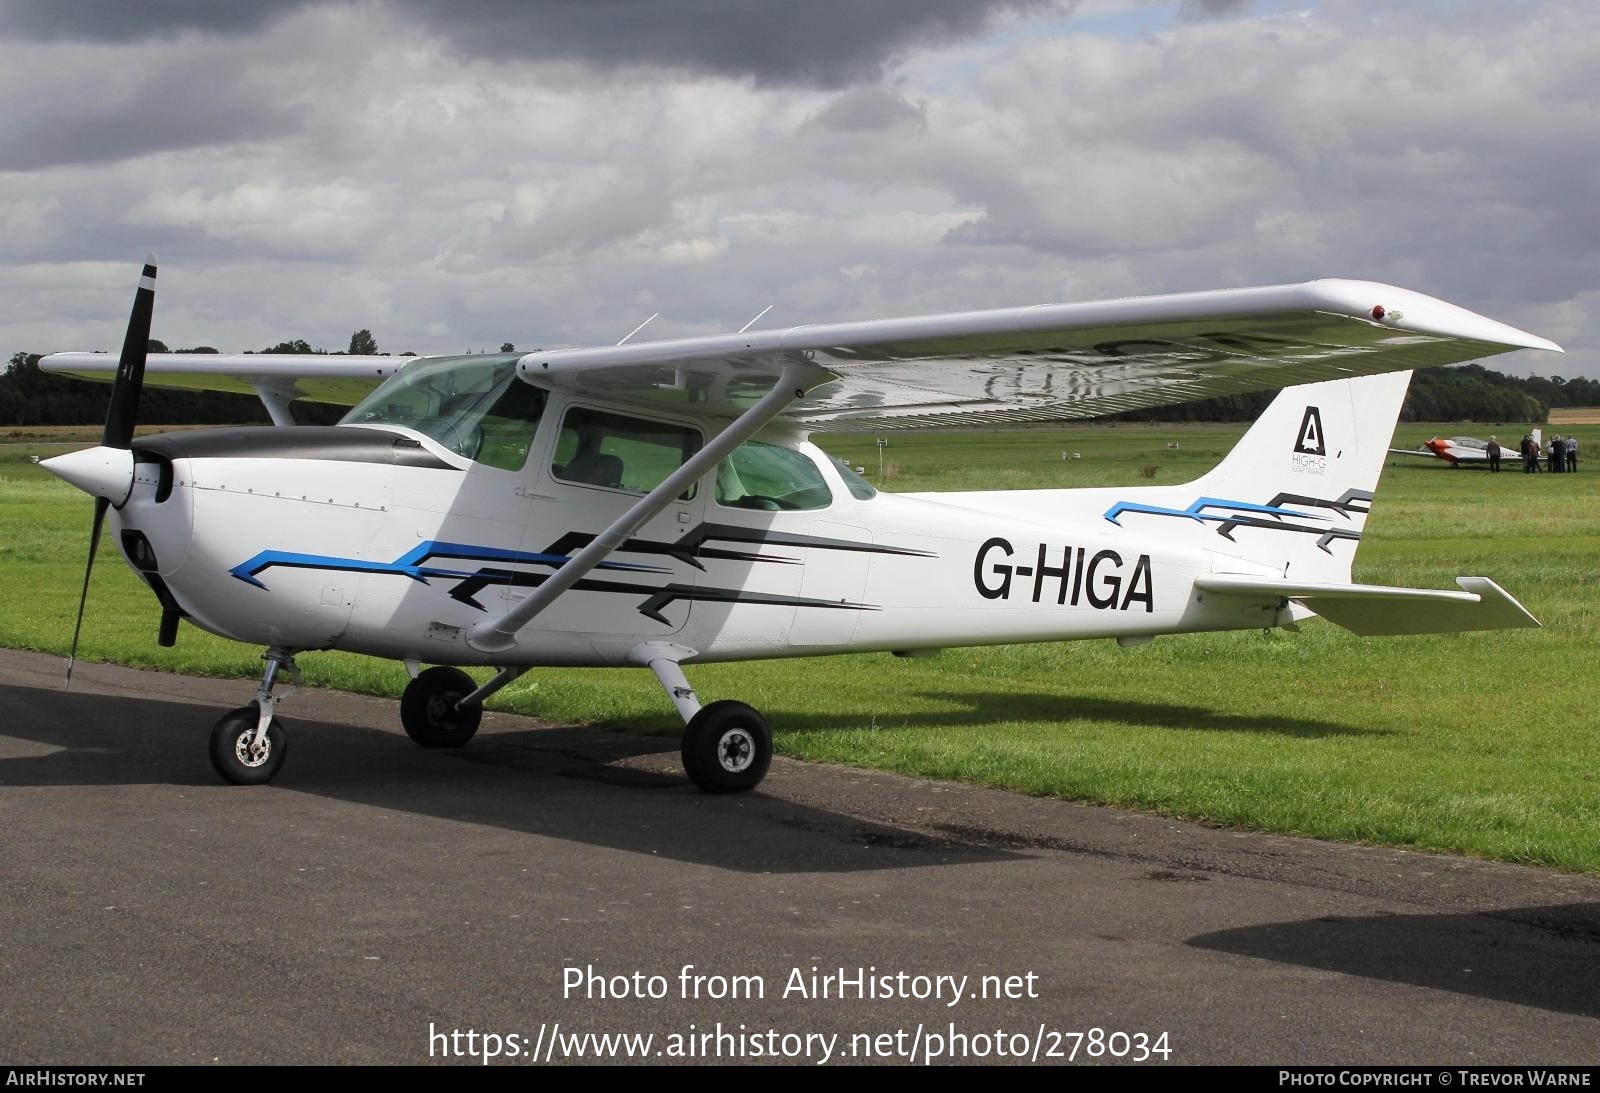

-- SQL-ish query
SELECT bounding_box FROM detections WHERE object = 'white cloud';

[0,0,1591,383]
[128,180,391,257]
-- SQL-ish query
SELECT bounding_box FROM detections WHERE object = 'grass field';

[3,419,1598,871]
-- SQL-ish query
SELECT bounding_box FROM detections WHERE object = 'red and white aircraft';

[1389,432,1534,467]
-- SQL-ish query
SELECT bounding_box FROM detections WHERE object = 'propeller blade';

[66,257,157,688]
[102,255,157,450]
[65,497,110,690]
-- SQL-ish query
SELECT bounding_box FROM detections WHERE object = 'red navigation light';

[1371,305,1386,320]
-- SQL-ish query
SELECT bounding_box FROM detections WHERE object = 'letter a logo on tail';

[1295,406,1326,456]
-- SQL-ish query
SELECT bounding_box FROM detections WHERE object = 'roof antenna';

[617,313,659,346]
[737,305,774,334]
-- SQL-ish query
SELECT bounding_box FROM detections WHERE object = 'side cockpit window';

[716,441,833,511]
[552,407,702,497]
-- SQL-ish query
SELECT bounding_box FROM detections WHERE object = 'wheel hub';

[234,729,272,768]
[428,693,462,727]
[716,727,754,773]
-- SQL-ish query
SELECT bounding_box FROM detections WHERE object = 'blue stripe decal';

[1102,496,1325,527]
[230,540,669,590]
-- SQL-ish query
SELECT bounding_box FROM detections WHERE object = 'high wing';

[518,279,1559,430]
[40,352,403,423]
[42,278,1559,430]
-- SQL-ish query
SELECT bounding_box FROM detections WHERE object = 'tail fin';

[962,370,1414,582]
[1183,370,1412,581]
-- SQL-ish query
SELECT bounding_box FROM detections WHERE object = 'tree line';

[2,334,1593,428]
[3,347,271,427]
[1107,363,1598,425]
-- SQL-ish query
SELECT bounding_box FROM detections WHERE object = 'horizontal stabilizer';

[1195,574,1540,636]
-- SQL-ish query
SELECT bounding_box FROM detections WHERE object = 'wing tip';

[1305,278,1562,354]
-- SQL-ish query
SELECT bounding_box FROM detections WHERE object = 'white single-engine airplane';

[40,261,1558,792]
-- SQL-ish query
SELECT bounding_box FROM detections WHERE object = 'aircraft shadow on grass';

[0,680,1025,875]
[772,691,1383,739]
[1189,905,1600,1018]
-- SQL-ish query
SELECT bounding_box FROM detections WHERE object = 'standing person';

[1550,434,1565,474]
[1522,433,1537,473]
[1567,434,1579,472]
[1486,435,1501,473]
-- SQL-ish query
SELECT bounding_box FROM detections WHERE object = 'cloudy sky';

[1,0,1592,381]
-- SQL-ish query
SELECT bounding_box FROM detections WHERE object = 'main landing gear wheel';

[401,666,483,748]
[209,703,286,786]
[681,700,772,794]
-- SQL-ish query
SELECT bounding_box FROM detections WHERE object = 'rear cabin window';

[833,458,877,501]
[716,441,833,511]
[552,407,702,498]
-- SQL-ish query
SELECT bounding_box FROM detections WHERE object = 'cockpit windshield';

[340,353,548,470]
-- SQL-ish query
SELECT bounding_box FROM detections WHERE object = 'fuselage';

[107,402,1286,669]
[1415,436,1522,466]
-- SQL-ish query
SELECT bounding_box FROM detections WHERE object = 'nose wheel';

[208,648,299,785]
[209,703,286,785]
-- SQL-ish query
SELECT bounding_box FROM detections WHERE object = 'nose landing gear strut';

[208,647,300,785]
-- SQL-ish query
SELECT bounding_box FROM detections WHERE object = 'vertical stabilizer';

[1184,370,1413,581]
[926,369,1418,585]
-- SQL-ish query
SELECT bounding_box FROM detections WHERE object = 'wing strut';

[249,380,299,426]
[466,358,828,653]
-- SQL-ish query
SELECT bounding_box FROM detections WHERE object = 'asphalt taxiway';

[2,647,1597,1065]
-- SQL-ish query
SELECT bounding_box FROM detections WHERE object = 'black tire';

[401,666,483,748]
[681,700,772,794]
[209,703,287,785]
